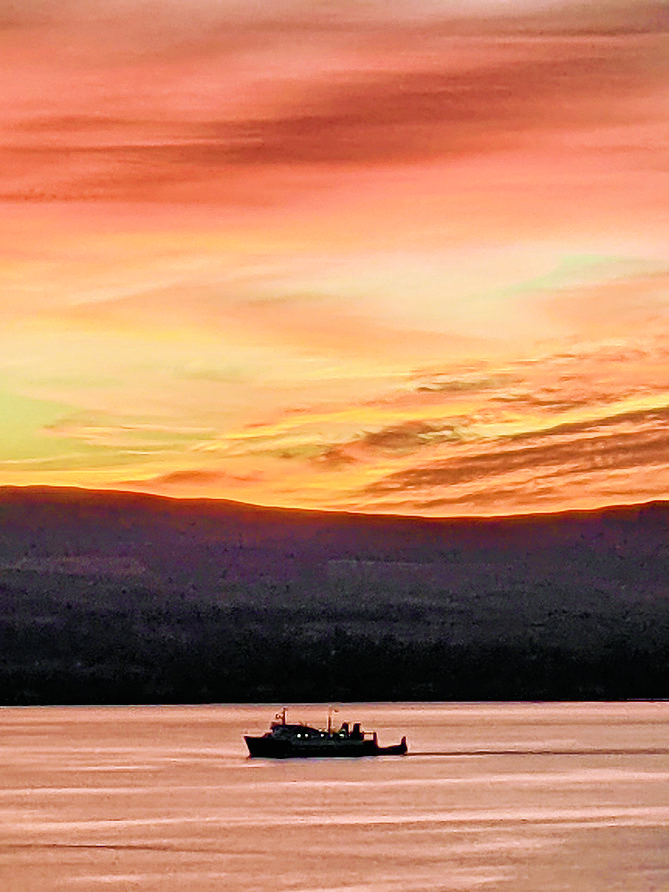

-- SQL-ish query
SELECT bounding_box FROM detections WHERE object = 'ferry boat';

[244,709,408,758]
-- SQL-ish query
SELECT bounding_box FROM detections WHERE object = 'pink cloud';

[0,2,665,206]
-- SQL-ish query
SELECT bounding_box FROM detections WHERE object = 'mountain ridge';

[1,484,668,703]
[3,482,668,524]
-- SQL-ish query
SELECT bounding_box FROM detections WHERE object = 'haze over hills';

[1,486,669,703]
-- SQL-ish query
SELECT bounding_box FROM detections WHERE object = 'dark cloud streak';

[2,22,666,202]
[362,406,669,498]
[141,468,260,487]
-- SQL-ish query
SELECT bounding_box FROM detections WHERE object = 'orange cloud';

[355,405,669,514]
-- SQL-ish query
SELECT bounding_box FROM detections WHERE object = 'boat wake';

[410,748,669,757]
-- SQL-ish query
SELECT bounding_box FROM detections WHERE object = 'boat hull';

[245,735,407,759]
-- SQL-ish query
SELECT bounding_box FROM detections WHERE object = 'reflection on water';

[1,702,668,891]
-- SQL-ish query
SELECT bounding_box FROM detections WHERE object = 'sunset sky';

[1,0,668,516]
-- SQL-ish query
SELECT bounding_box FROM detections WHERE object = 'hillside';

[1,486,669,703]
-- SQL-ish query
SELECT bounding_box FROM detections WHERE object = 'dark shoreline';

[3,613,668,706]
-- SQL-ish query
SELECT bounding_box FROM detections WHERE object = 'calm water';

[1,702,669,891]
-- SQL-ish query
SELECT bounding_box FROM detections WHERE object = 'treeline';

[2,599,669,704]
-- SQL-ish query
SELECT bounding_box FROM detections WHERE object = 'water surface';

[1,702,668,891]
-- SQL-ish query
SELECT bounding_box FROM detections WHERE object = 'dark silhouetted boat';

[244,709,408,758]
